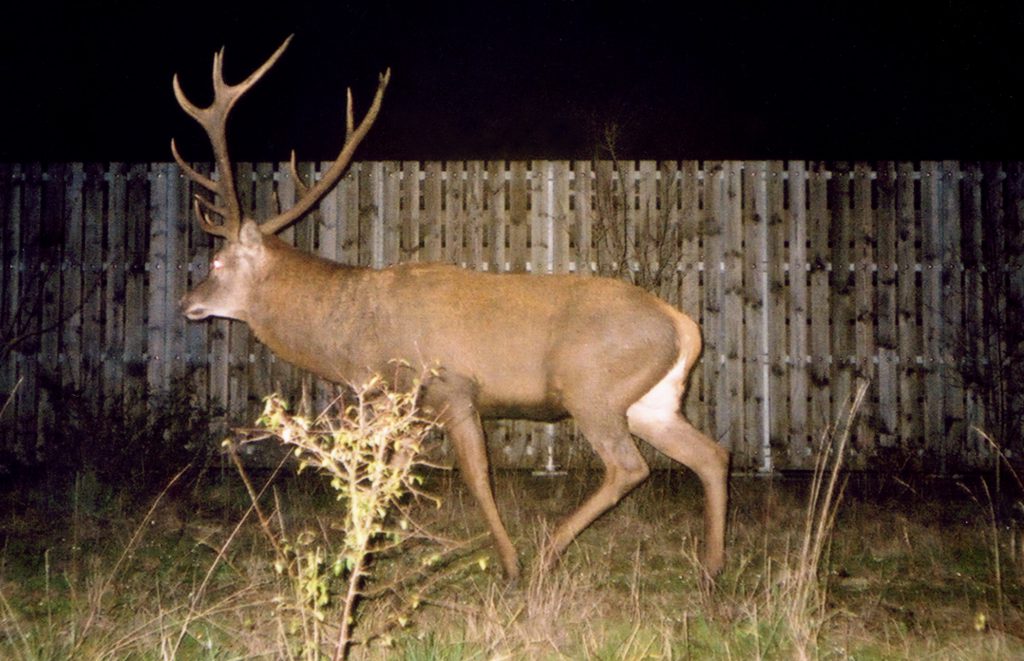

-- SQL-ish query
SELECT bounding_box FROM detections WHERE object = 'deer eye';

[211,258,225,270]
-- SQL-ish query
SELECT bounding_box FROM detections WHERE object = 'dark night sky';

[1,0,1022,162]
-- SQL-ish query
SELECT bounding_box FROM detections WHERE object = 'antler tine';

[172,35,295,241]
[260,67,391,235]
[288,149,310,196]
[345,88,355,140]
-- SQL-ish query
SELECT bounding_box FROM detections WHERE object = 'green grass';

[2,467,1023,659]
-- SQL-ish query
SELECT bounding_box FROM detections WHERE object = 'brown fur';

[182,223,729,579]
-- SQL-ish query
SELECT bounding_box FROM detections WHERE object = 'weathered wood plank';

[168,164,189,390]
[182,162,211,413]
[15,165,40,450]
[722,161,745,463]
[530,160,548,273]
[807,162,831,452]
[551,160,571,275]
[572,160,593,276]
[767,160,788,468]
[104,164,127,416]
[401,161,421,263]
[786,161,810,464]
[979,162,1007,452]
[508,161,529,273]
[960,162,985,463]
[124,164,150,415]
[896,161,922,458]
[829,162,854,442]
[61,164,85,396]
[485,161,506,271]
[1002,162,1024,455]
[852,162,876,465]
[38,163,65,443]
[383,161,402,266]
[443,161,464,265]
[742,161,768,471]
[920,161,945,469]
[0,164,19,444]
[147,164,171,396]
[874,161,899,449]
[678,160,702,428]
[422,161,443,263]
[941,161,965,466]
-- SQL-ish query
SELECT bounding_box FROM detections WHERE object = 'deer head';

[173,36,390,320]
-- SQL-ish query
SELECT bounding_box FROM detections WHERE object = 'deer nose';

[179,294,207,320]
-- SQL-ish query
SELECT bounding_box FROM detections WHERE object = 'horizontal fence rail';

[2,160,1023,472]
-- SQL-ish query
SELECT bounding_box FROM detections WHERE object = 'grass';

[2,449,1024,657]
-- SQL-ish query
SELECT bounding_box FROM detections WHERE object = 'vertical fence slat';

[829,162,855,446]
[486,161,506,271]
[38,164,64,445]
[920,161,945,469]
[147,164,170,397]
[183,163,211,413]
[722,162,745,462]
[786,161,809,463]
[443,161,463,265]
[124,164,149,415]
[61,164,85,396]
[896,162,922,458]
[168,165,189,392]
[960,162,985,462]
[767,161,788,468]
[742,161,767,470]
[422,162,442,263]
[15,165,40,452]
[941,160,965,465]
[530,160,547,273]
[678,161,702,428]
[401,161,421,262]
[552,161,571,275]
[104,164,127,415]
[807,162,831,463]
[0,164,18,441]
[383,161,402,266]
[508,161,529,273]
[875,161,899,449]
[702,161,724,445]
[853,163,876,464]
[571,160,592,275]
[1004,163,1024,455]
[979,161,1006,446]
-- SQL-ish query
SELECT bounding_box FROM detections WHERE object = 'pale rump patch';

[626,353,687,435]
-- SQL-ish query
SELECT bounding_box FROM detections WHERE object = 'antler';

[172,35,390,240]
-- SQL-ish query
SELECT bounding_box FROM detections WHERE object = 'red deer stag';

[173,36,729,580]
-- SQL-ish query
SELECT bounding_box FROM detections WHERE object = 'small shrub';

[240,376,437,660]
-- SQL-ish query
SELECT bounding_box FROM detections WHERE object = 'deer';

[172,36,730,581]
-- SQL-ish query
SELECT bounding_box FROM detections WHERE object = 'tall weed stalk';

[786,379,868,659]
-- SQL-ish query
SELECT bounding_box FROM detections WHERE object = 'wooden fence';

[2,160,1023,472]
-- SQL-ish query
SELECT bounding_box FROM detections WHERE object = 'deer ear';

[238,220,264,248]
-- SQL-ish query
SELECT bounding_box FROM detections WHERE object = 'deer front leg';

[441,402,520,581]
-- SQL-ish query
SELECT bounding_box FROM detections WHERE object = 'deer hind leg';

[442,405,521,580]
[627,397,729,577]
[546,413,650,566]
